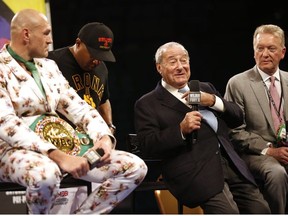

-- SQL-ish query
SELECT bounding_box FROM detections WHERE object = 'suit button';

[216,150,219,154]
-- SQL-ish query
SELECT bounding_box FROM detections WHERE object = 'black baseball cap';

[78,22,115,62]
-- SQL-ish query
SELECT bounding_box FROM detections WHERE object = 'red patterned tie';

[269,76,282,131]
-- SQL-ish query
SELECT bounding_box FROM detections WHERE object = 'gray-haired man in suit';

[224,24,288,213]
[135,41,270,214]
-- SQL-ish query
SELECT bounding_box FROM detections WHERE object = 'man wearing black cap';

[48,22,116,134]
[0,9,147,214]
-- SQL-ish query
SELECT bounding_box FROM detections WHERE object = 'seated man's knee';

[266,165,288,185]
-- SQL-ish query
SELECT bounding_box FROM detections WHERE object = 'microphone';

[187,80,201,146]
[188,80,201,111]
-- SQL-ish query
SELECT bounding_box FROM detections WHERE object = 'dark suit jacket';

[134,80,256,207]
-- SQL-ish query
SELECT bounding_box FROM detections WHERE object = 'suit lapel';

[155,81,219,133]
[249,68,275,132]
[155,82,191,114]
[4,48,45,100]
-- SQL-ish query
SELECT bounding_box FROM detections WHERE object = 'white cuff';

[261,148,269,155]
[210,96,224,112]
[261,142,273,155]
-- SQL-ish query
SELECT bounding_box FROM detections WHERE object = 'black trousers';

[200,148,271,214]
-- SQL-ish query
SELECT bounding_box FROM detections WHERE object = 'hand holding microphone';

[178,80,201,149]
[180,112,202,133]
[187,80,201,145]
[181,80,216,148]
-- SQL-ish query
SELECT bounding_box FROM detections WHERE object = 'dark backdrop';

[49,0,288,150]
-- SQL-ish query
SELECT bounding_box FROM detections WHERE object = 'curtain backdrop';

[0,0,48,48]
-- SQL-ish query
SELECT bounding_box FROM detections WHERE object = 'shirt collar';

[257,66,280,83]
[161,79,189,94]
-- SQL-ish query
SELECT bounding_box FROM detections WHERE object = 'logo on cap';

[78,22,116,62]
[99,37,112,50]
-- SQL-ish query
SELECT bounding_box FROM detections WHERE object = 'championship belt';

[30,115,93,156]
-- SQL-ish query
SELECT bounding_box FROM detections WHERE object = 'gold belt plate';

[35,116,81,156]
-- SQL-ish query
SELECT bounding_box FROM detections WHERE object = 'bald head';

[9,8,52,60]
[10,9,48,38]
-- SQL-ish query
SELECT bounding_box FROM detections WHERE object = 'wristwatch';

[108,123,116,131]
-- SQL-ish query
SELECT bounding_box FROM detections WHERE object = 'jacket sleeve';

[224,76,268,154]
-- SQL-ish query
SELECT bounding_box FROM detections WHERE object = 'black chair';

[126,133,184,214]
[0,175,92,214]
